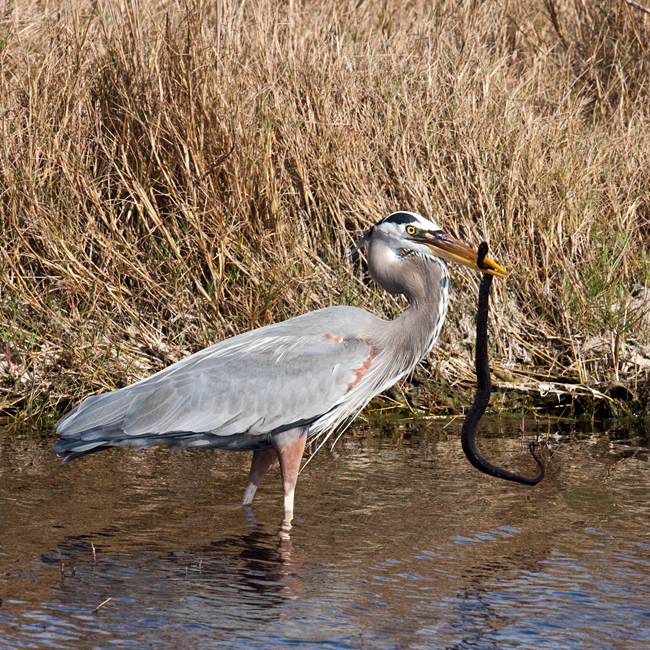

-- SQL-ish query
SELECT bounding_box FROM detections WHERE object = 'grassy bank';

[1,0,650,424]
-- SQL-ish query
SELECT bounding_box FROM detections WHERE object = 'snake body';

[460,242,545,485]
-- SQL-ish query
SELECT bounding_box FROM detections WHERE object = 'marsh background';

[1,0,650,420]
[2,5,650,647]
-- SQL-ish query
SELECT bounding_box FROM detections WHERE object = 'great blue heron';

[53,211,506,521]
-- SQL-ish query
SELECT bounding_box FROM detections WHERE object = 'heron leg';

[242,447,278,506]
[272,428,308,522]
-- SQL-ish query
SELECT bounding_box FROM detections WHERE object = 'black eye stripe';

[380,212,417,226]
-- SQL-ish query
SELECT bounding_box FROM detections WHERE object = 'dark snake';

[460,242,545,485]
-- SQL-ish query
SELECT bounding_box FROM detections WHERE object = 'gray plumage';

[53,211,505,519]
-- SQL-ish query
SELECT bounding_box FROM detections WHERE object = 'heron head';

[351,211,506,278]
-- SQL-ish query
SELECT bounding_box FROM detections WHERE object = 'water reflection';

[36,518,301,624]
[1,416,649,649]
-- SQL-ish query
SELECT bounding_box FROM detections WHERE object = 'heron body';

[53,212,505,520]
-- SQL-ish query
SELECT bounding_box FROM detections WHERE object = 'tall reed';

[1,0,649,420]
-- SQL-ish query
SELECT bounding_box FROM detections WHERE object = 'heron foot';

[241,484,257,506]
[283,490,295,523]
[243,447,277,506]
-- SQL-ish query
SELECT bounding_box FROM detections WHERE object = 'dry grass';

[1,0,650,422]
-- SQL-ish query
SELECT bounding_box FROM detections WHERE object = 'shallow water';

[1,416,649,650]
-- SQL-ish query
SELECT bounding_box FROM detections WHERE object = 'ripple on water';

[1,417,649,650]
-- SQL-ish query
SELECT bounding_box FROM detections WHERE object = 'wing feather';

[55,318,373,453]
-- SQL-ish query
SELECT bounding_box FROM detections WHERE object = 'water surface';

[1,416,649,649]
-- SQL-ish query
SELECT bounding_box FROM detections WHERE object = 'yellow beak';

[416,232,507,278]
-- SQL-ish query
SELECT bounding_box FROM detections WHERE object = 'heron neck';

[388,256,450,363]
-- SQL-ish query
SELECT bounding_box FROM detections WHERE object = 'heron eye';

[406,225,417,236]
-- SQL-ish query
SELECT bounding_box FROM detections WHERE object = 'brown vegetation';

[1,0,649,423]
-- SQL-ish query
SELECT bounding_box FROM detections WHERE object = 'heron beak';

[416,231,507,278]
